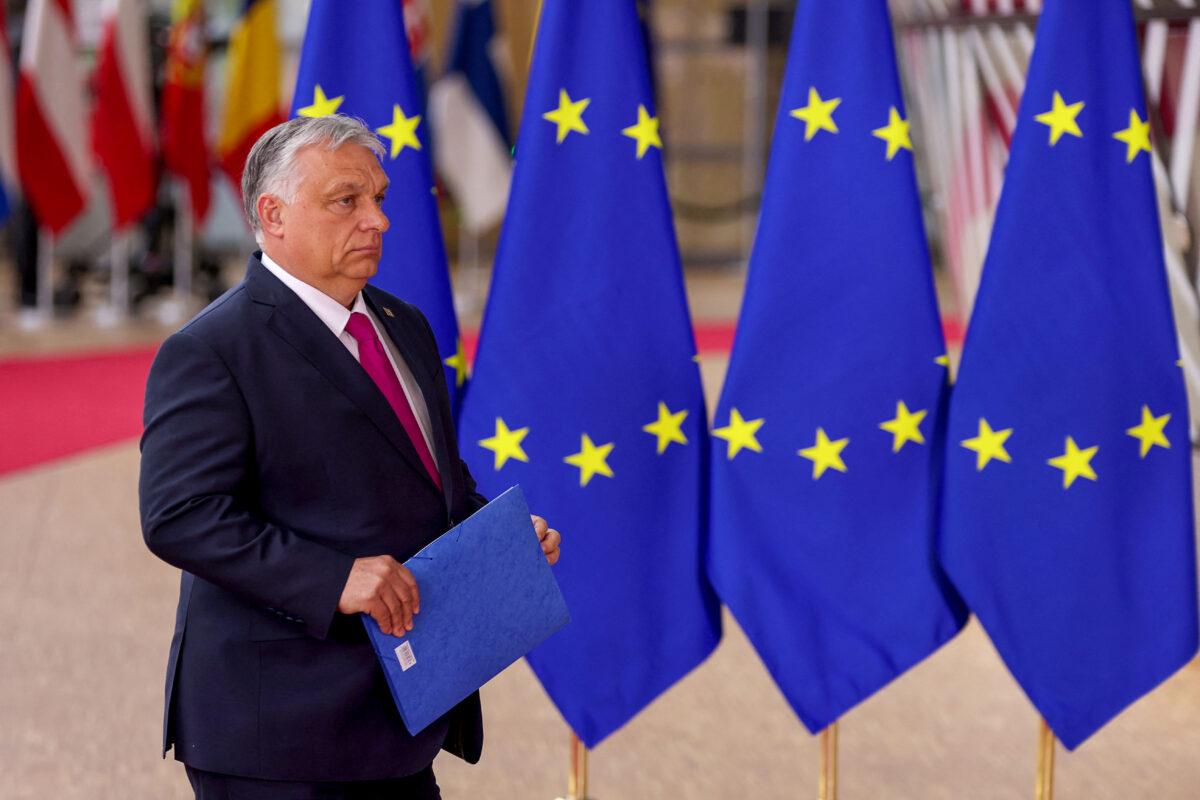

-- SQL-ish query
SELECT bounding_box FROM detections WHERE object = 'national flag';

[708,0,967,734]
[940,0,1197,749]
[161,0,210,222]
[457,0,722,746]
[91,0,157,230]
[292,0,465,409]
[0,4,15,223]
[15,0,91,235]
[428,0,513,234]
[216,0,283,188]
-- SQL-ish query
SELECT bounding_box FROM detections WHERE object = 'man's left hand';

[531,515,561,566]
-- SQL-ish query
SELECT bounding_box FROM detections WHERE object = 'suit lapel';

[364,290,455,509]
[246,258,443,497]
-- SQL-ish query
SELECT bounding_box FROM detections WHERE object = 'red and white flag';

[15,0,91,235]
[92,0,156,230]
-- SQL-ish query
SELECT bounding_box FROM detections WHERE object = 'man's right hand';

[337,556,420,636]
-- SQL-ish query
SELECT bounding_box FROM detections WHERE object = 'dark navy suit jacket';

[139,255,486,781]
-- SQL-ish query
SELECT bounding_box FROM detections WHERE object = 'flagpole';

[21,228,54,329]
[455,219,483,316]
[161,178,194,324]
[554,733,590,800]
[98,230,130,326]
[1034,719,1056,800]
[36,228,53,319]
[818,722,838,800]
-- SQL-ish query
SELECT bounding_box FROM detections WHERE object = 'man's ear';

[258,193,285,239]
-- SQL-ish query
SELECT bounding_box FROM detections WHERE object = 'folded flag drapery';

[708,0,967,734]
[457,0,722,747]
[940,0,1198,750]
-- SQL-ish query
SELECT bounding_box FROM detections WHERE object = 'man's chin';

[342,250,381,277]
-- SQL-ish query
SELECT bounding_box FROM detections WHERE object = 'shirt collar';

[259,251,367,338]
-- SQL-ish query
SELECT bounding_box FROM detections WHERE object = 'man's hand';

[337,555,420,636]
[532,515,561,566]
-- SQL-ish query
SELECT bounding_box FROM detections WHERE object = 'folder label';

[395,641,416,672]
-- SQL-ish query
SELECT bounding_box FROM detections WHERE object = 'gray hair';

[241,115,387,243]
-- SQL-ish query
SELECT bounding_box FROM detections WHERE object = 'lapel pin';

[382,307,395,318]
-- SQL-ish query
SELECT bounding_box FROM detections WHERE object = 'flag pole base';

[1035,719,1056,800]
[819,721,839,800]
[554,732,594,800]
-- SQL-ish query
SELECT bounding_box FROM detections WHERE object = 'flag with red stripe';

[92,0,157,230]
[15,0,91,235]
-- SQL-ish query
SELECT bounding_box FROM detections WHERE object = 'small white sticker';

[395,641,416,672]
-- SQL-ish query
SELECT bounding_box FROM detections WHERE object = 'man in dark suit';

[139,115,560,799]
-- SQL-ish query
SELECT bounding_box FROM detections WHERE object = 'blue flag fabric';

[292,1,465,409]
[0,180,8,223]
[457,0,721,747]
[941,0,1198,750]
[708,0,967,733]
[444,0,510,148]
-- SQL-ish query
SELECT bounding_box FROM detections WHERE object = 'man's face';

[272,142,390,294]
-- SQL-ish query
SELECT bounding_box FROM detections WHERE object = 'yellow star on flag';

[543,89,590,144]
[1113,109,1152,163]
[872,107,913,161]
[712,408,764,460]
[1126,405,1171,458]
[563,434,615,487]
[1034,91,1084,145]
[789,87,841,141]
[297,84,343,118]
[961,418,1013,471]
[622,104,662,159]
[376,104,422,157]
[797,428,849,479]
[935,354,955,384]
[443,338,468,388]
[643,402,688,454]
[879,401,927,453]
[1047,436,1098,489]
[477,418,529,471]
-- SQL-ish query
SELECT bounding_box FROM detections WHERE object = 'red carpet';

[0,347,157,477]
[0,319,964,477]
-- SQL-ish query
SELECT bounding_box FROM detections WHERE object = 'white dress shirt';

[260,252,440,467]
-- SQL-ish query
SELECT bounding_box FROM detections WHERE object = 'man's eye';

[337,197,354,206]
[375,195,386,205]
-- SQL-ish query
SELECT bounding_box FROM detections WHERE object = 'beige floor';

[3,269,1200,798]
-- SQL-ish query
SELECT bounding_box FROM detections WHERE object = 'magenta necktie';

[344,312,442,491]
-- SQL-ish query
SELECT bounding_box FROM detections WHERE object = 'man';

[140,115,561,798]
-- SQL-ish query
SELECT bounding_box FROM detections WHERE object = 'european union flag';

[941,0,1197,750]
[292,1,466,408]
[708,0,966,733]
[457,0,721,746]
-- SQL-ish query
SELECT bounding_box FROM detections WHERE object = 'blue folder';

[362,485,570,734]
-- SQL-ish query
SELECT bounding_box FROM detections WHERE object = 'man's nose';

[362,202,390,233]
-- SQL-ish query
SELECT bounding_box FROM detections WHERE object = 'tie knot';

[345,312,380,347]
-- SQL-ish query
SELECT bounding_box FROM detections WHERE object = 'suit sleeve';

[139,330,355,640]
